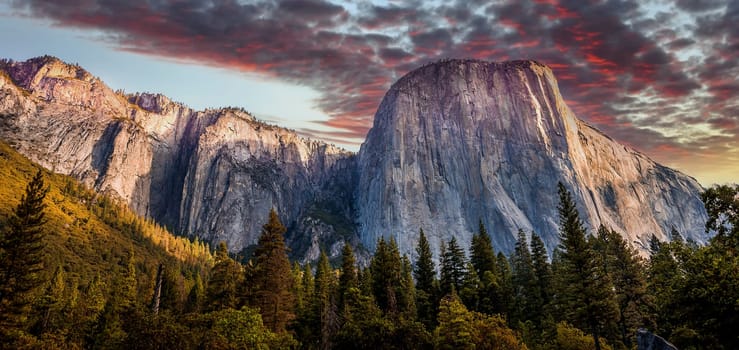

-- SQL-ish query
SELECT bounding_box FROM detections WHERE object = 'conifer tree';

[470,220,497,277]
[435,293,475,350]
[495,252,514,319]
[435,293,527,350]
[511,229,537,326]
[204,242,241,312]
[337,244,358,314]
[414,229,437,328]
[370,237,403,314]
[34,264,66,335]
[313,250,337,350]
[554,183,617,350]
[400,255,417,318]
[529,232,551,307]
[245,208,295,333]
[185,273,204,314]
[460,262,480,311]
[439,237,466,297]
[593,226,653,348]
[0,169,49,332]
[528,231,553,337]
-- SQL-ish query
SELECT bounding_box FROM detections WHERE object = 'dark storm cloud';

[11,0,737,178]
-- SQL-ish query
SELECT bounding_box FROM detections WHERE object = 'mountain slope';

[356,59,708,256]
[0,139,212,303]
[0,56,358,261]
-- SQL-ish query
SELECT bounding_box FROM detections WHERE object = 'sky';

[0,0,736,186]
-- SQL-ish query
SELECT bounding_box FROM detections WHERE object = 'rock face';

[356,59,708,257]
[636,329,678,350]
[0,56,358,259]
[0,56,709,261]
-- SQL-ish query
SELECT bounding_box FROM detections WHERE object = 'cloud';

[10,0,738,184]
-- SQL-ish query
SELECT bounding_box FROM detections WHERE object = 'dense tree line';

[1,168,737,349]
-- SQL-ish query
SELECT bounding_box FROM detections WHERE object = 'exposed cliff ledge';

[356,58,707,258]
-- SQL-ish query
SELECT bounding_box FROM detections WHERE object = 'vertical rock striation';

[356,59,707,257]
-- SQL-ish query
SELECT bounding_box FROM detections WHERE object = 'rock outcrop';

[0,56,358,259]
[637,329,678,350]
[356,59,708,257]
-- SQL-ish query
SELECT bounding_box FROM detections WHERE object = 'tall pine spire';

[245,208,295,333]
[0,169,49,331]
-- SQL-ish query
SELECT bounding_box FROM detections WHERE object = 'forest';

[0,141,737,349]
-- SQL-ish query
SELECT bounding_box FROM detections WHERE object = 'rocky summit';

[0,56,709,261]
[356,59,707,257]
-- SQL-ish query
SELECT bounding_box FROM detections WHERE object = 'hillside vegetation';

[0,138,737,349]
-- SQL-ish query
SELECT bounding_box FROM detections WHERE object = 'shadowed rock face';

[0,56,358,261]
[637,329,678,350]
[356,59,708,258]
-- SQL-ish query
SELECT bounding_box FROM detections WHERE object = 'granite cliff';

[0,56,357,261]
[0,56,709,261]
[356,59,708,257]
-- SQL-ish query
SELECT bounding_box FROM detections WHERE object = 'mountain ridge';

[0,55,359,262]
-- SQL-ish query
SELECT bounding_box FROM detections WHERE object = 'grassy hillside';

[0,139,213,309]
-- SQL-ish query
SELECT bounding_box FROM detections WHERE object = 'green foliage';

[2,141,739,349]
[470,220,497,278]
[370,237,407,314]
[337,244,357,314]
[204,242,242,312]
[439,237,466,297]
[244,208,295,333]
[435,294,527,350]
[648,186,739,350]
[550,322,613,350]
[414,229,438,329]
[193,307,294,350]
[592,225,653,348]
[313,250,338,349]
[0,169,48,334]
[702,184,738,238]
[553,183,617,350]
[511,229,537,326]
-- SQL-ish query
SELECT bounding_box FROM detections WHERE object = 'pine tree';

[0,169,49,332]
[511,229,537,326]
[529,231,553,336]
[185,273,204,314]
[414,229,437,329]
[435,294,476,350]
[460,262,480,311]
[33,264,66,335]
[245,208,295,333]
[400,255,417,318]
[313,250,337,350]
[554,183,617,350]
[470,220,497,277]
[435,293,527,350]
[370,237,403,314]
[439,237,466,297]
[337,244,358,314]
[593,226,653,348]
[529,232,551,307]
[204,242,241,312]
[495,252,514,319]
